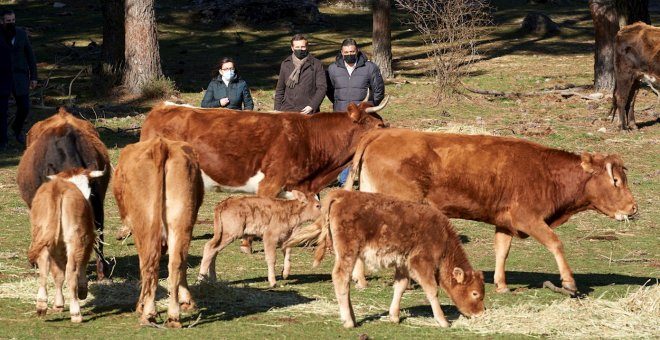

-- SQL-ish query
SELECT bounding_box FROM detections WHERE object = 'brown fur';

[288,190,485,328]
[112,138,204,328]
[345,129,638,293]
[17,107,111,280]
[198,191,321,287]
[610,22,660,130]
[139,101,387,197]
[28,170,97,323]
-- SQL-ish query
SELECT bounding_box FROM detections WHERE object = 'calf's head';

[581,153,637,221]
[346,95,390,129]
[290,190,322,221]
[47,167,105,200]
[443,267,485,317]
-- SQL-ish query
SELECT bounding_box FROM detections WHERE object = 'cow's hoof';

[180,301,197,312]
[71,313,82,323]
[495,286,511,294]
[282,270,290,280]
[78,286,89,300]
[239,246,252,254]
[269,282,279,288]
[389,314,400,323]
[139,314,157,326]
[36,308,47,316]
[562,281,578,293]
[166,318,182,328]
[436,319,450,328]
[342,320,355,328]
[53,305,64,313]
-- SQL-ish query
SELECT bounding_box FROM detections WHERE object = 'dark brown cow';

[28,168,103,323]
[610,22,660,130]
[345,129,638,294]
[112,138,204,327]
[286,190,485,328]
[17,108,112,280]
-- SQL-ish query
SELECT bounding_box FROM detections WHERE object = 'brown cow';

[610,22,660,131]
[286,190,485,328]
[140,99,387,253]
[112,138,204,328]
[197,190,321,287]
[345,129,637,294]
[27,168,104,323]
[17,108,112,280]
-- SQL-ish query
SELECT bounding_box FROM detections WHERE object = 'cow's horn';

[606,162,614,184]
[362,88,370,103]
[365,95,390,113]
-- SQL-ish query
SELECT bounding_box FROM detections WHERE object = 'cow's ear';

[291,190,306,202]
[346,102,362,122]
[452,267,465,284]
[580,152,595,173]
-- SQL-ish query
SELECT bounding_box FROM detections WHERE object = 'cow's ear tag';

[580,152,595,173]
[452,267,465,284]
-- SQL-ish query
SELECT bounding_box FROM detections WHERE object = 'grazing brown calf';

[27,168,104,323]
[345,129,638,294]
[198,191,321,287]
[112,138,204,328]
[286,190,485,328]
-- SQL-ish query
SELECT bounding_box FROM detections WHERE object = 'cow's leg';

[135,239,161,325]
[65,251,83,323]
[35,251,50,316]
[388,267,410,323]
[626,81,640,130]
[332,251,357,328]
[282,247,291,280]
[351,258,368,288]
[263,235,279,287]
[198,233,235,282]
[494,228,513,293]
[614,75,635,131]
[521,221,576,292]
[51,257,66,313]
[410,259,449,328]
[165,230,183,328]
[90,190,110,280]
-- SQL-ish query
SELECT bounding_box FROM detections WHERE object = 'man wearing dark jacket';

[0,9,37,149]
[327,38,385,186]
[326,38,384,112]
[274,34,326,114]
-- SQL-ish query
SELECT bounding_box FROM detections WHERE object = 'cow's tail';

[27,193,62,265]
[343,131,378,191]
[284,195,338,267]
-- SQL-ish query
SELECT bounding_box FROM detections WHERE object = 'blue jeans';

[338,166,351,186]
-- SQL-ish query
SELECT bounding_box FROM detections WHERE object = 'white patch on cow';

[362,245,406,272]
[358,163,377,193]
[201,170,265,194]
[66,174,92,200]
[279,191,295,200]
[642,73,657,84]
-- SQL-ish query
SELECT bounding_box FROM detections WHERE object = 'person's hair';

[211,57,235,78]
[290,34,307,46]
[1,9,15,17]
[341,38,358,49]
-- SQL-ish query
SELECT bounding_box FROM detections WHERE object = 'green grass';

[0,0,658,338]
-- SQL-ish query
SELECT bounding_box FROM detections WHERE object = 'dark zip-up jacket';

[326,52,384,112]
[201,76,254,110]
[0,27,37,96]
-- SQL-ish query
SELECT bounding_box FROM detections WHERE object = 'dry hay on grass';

[423,123,493,135]
[453,283,660,338]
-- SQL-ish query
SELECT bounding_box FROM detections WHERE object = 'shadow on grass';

[101,254,204,282]
[229,273,332,286]
[485,270,658,295]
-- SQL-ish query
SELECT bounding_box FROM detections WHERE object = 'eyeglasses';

[221,67,235,71]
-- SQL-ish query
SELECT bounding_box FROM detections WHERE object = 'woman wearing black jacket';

[201,57,254,110]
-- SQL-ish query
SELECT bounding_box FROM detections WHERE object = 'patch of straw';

[424,123,492,135]
[453,283,660,338]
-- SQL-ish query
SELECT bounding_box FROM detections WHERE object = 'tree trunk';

[589,0,620,91]
[100,0,125,80]
[371,0,393,79]
[122,0,163,95]
[589,0,650,91]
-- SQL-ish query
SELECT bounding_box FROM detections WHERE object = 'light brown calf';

[198,191,321,287]
[286,190,485,328]
[27,168,104,323]
[112,138,204,328]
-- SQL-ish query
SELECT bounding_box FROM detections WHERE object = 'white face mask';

[222,70,235,81]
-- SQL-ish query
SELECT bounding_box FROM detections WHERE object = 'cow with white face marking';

[140,98,388,252]
[28,168,104,323]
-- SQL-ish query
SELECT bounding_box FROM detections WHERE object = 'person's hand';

[220,98,230,106]
[301,106,313,114]
[29,80,38,90]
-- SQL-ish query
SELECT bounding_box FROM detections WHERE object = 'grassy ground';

[0,0,658,338]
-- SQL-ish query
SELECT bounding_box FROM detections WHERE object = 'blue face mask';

[222,70,235,81]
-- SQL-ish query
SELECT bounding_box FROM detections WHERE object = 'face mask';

[294,49,308,59]
[343,54,357,65]
[3,23,15,35]
[222,70,235,81]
